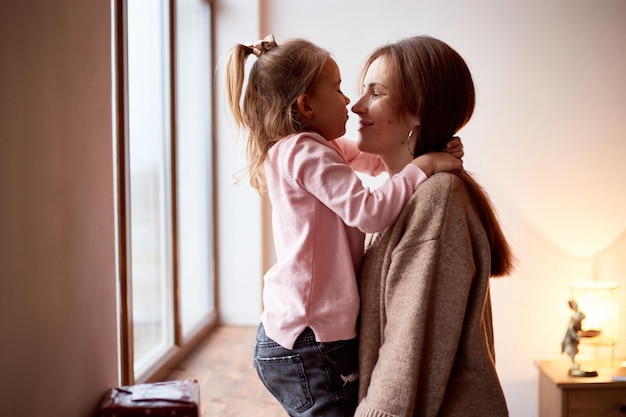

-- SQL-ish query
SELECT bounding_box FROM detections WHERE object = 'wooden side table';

[538,359,626,417]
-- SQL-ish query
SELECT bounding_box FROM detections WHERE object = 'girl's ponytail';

[225,44,254,130]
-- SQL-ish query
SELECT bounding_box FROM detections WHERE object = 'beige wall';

[0,1,118,416]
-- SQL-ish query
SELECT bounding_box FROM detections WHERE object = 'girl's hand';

[443,136,464,160]
[411,152,463,176]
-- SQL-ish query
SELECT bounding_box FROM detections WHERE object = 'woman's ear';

[296,93,314,120]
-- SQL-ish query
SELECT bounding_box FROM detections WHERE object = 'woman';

[352,35,516,417]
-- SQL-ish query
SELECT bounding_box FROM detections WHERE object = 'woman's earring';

[407,126,418,157]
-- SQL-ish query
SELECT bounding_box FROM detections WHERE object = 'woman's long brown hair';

[360,35,515,276]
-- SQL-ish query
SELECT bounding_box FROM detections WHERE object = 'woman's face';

[351,57,419,160]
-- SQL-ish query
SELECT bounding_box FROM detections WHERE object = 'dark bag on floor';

[98,379,200,417]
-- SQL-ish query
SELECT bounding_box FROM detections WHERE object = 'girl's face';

[303,58,351,140]
[351,57,419,161]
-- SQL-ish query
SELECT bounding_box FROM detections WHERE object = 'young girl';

[224,35,462,417]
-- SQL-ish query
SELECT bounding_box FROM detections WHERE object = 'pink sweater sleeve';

[331,137,386,176]
[279,134,427,233]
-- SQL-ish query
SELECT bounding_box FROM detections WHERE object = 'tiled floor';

[166,325,285,417]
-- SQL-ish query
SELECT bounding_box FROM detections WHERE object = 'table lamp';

[563,280,619,376]
[569,280,619,348]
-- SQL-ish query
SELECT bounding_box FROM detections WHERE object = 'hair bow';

[249,34,277,57]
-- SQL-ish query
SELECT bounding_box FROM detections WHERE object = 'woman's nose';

[351,94,368,114]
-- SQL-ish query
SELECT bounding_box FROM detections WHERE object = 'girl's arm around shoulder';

[410,152,463,177]
[277,133,426,233]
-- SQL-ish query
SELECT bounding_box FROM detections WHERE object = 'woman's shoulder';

[410,172,467,205]
[397,172,473,231]
[422,171,463,188]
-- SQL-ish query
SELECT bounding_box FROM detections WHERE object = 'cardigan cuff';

[355,399,400,417]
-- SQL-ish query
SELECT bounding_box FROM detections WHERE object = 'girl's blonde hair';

[359,35,516,277]
[225,37,329,194]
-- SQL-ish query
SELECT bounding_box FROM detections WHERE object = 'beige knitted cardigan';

[355,173,508,417]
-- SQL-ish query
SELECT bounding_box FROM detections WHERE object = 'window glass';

[126,0,174,375]
[175,0,215,336]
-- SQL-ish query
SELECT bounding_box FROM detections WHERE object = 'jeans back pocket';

[254,353,313,414]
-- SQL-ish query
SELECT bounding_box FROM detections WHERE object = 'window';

[114,0,216,384]
[174,0,215,338]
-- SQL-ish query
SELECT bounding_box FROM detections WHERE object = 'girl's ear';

[296,93,314,120]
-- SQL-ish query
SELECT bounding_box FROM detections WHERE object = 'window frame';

[113,0,218,386]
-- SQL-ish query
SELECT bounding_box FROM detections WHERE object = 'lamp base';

[568,368,598,377]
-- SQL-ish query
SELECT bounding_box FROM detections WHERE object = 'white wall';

[215,1,626,416]
[0,1,119,416]
[214,0,265,324]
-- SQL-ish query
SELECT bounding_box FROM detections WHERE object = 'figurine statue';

[561,299,600,377]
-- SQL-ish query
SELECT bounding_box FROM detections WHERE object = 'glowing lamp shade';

[570,281,619,346]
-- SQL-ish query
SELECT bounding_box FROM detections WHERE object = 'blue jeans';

[253,323,359,417]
